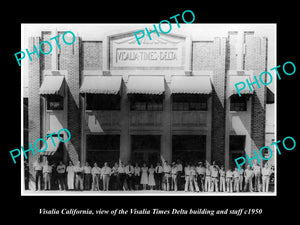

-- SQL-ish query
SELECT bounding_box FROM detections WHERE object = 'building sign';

[109,32,186,70]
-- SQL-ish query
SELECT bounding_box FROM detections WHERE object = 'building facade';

[27,27,269,187]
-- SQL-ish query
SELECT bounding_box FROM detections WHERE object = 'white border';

[21,23,277,196]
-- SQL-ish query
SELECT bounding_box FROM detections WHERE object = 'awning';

[170,76,212,94]
[127,76,165,95]
[39,76,65,96]
[229,75,253,96]
[80,76,122,94]
[40,137,61,156]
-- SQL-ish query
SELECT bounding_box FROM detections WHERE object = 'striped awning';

[127,76,165,95]
[170,76,212,94]
[229,75,253,96]
[80,76,122,94]
[39,76,65,96]
[40,137,61,156]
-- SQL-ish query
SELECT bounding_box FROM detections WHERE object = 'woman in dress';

[140,163,148,190]
[148,164,156,190]
[66,161,75,190]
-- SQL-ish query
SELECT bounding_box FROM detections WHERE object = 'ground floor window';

[86,134,120,167]
[172,135,206,164]
[229,135,246,169]
[131,135,161,165]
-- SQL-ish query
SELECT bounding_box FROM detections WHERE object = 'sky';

[21,23,276,92]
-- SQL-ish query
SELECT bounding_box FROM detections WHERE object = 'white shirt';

[83,166,91,174]
[33,161,43,171]
[245,169,253,178]
[171,166,178,174]
[101,166,111,175]
[262,167,271,176]
[91,167,101,175]
[134,167,141,176]
[125,165,134,174]
[155,165,163,173]
[176,164,183,172]
[118,166,125,173]
[163,164,171,173]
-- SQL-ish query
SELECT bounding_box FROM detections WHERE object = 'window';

[86,135,120,166]
[130,94,163,111]
[86,94,120,110]
[172,135,206,164]
[229,135,246,151]
[47,95,64,110]
[230,95,247,111]
[172,94,208,111]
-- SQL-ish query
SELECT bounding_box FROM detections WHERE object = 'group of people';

[32,157,274,193]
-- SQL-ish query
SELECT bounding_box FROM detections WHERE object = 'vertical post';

[120,80,130,163]
[161,78,172,162]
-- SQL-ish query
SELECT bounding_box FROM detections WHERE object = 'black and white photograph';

[21,23,276,196]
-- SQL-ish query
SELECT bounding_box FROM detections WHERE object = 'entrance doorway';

[131,135,160,165]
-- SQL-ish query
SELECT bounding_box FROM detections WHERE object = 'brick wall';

[28,37,41,188]
[59,33,81,164]
[244,33,267,157]
[192,41,214,70]
[211,37,227,164]
[81,41,103,70]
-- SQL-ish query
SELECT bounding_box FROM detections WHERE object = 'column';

[161,78,172,162]
[120,80,130,163]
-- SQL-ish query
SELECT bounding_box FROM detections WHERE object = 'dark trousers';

[84,173,92,190]
[197,174,205,191]
[35,170,42,190]
[133,175,140,190]
[117,173,126,190]
[177,171,183,190]
[126,175,133,190]
[57,173,66,190]
[109,175,118,190]
[155,173,163,190]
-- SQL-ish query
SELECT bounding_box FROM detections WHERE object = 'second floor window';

[172,94,208,111]
[130,94,163,111]
[86,94,120,110]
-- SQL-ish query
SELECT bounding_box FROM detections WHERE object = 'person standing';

[184,163,191,192]
[148,164,156,190]
[42,160,52,190]
[74,161,84,191]
[226,168,233,193]
[66,161,75,190]
[101,162,111,191]
[244,165,254,192]
[162,159,171,191]
[154,162,163,190]
[196,162,206,192]
[238,166,245,192]
[219,166,226,192]
[125,161,134,191]
[83,162,92,191]
[176,160,183,190]
[56,161,66,191]
[91,162,101,191]
[262,163,271,192]
[171,162,178,191]
[253,162,262,192]
[204,161,212,192]
[33,158,43,191]
[117,161,126,191]
[233,167,240,192]
[133,162,141,190]
[110,162,119,190]
[140,163,149,190]
[211,165,219,192]
[190,164,200,192]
